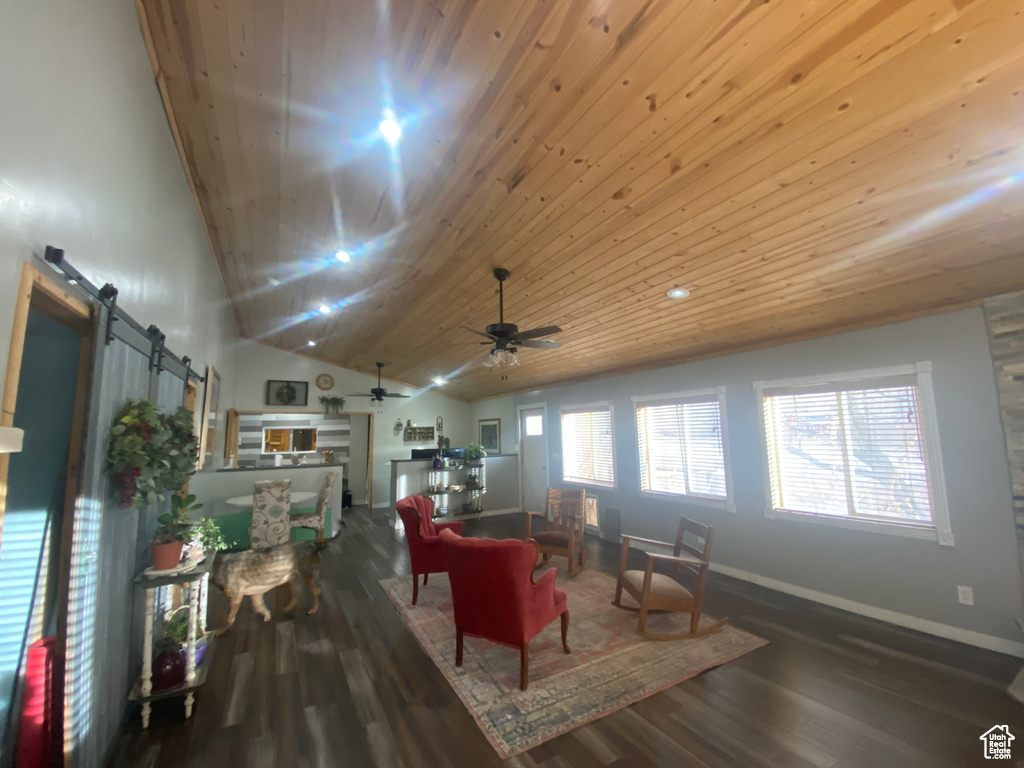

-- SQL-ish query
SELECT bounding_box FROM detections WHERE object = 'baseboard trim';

[708,562,1024,658]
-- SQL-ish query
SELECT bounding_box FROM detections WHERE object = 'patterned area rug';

[380,563,767,758]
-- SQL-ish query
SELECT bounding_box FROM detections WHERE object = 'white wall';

[514,308,1024,648]
[232,341,473,507]
[0,0,238,420]
[348,414,371,504]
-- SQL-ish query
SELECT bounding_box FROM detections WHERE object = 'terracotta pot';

[150,540,184,571]
[151,647,185,691]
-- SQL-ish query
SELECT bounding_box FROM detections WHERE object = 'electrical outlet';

[957,585,975,606]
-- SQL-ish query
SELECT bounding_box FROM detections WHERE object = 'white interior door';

[519,405,549,512]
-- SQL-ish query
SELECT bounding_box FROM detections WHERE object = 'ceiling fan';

[348,362,410,403]
[461,269,562,375]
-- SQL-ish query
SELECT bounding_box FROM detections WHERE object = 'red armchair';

[396,495,465,605]
[440,529,570,690]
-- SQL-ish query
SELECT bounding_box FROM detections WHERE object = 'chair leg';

[613,578,623,607]
[412,574,419,606]
[561,610,571,654]
[423,573,428,585]
[520,643,529,690]
[638,600,649,636]
[456,626,464,667]
[690,608,701,634]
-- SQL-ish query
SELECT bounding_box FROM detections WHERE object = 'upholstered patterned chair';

[249,479,292,550]
[439,529,570,690]
[291,471,338,543]
[395,495,464,605]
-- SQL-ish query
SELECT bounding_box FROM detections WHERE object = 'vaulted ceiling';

[138,0,1024,400]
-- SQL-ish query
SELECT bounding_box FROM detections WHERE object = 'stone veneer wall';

[983,291,1024,595]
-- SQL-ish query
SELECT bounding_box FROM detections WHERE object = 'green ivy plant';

[107,399,198,511]
[318,395,345,415]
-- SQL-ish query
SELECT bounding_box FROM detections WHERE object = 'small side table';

[130,552,216,728]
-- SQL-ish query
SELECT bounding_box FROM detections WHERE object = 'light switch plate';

[957,585,974,606]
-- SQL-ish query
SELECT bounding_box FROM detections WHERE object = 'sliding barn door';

[62,305,186,767]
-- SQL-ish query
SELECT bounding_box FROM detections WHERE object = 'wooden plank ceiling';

[138,0,1024,400]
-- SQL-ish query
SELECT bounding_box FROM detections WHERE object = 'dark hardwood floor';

[111,507,1024,767]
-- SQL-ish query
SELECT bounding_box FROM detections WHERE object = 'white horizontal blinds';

[763,379,933,523]
[561,407,614,487]
[636,398,726,498]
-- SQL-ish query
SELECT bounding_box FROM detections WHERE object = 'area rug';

[380,563,767,758]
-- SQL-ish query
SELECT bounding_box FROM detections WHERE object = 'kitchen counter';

[216,462,343,473]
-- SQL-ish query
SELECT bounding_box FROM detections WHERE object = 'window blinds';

[636,397,726,499]
[762,382,933,523]
[561,407,615,487]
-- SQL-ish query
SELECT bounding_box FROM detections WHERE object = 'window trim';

[753,362,953,546]
[631,386,735,513]
[560,401,617,490]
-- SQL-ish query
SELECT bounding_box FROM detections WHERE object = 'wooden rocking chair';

[612,516,728,640]
[524,489,588,577]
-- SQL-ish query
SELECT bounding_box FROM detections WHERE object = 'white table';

[224,490,317,507]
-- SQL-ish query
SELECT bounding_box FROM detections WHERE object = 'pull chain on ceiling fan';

[460,268,563,380]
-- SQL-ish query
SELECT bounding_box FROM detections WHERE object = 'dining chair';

[249,479,291,550]
[290,471,338,543]
[524,488,588,576]
[612,516,727,640]
[440,529,570,690]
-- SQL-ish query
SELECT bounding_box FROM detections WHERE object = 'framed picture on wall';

[198,366,220,470]
[479,418,501,453]
[265,379,309,406]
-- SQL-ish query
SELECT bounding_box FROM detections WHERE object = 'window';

[263,427,317,454]
[561,404,615,488]
[524,414,543,436]
[633,387,733,510]
[756,363,952,545]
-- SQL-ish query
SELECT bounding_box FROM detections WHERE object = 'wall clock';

[315,373,335,391]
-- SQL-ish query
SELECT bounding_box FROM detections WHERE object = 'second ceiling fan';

[461,268,562,375]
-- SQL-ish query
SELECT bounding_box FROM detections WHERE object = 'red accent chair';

[396,495,465,605]
[440,529,570,690]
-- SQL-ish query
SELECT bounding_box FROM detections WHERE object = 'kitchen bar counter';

[216,461,344,473]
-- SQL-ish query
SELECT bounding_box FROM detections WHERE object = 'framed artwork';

[479,418,501,453]
[265,379,309,406]
[198,366,221,470]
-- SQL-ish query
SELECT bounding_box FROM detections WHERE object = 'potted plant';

[163,605,209,667]
[466,442,487,465]
[151,494,193,570]
[319,395,345,415]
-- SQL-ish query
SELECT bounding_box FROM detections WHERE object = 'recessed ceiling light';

[433,377,446,386]
[307,340,317,347]
[379,115,402,144]
[335,250,350,263]
[666,288,691,299]
[318,304,331,315]
[268,277,280,287]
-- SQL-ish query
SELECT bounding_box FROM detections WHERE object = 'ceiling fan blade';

[513,325,562,341]
[460,325,498,340]
[518,339,562,349]
[347,393,375,397]
[384,393,410,398]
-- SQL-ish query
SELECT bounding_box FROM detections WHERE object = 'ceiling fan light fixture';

[666,287,691,299]
[487,347,519,380]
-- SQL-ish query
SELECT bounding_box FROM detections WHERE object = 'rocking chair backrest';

[545,488,585,530]
[672,516,714,585]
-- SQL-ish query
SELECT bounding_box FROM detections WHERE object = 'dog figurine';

[210,533,339,634]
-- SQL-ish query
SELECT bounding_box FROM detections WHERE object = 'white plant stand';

[130,552,216,728]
